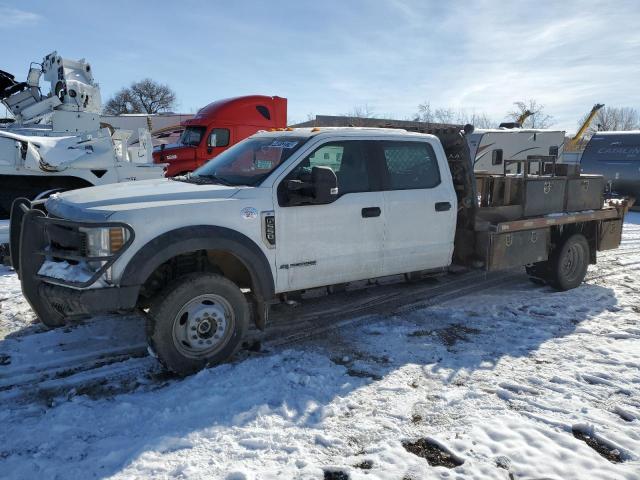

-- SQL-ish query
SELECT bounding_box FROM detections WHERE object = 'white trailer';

[468,128,565,174]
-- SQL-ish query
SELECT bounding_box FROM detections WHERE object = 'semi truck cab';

[153,95,287,176]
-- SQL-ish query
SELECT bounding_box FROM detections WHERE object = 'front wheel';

[146,273,249,376]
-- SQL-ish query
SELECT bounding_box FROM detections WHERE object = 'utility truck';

[10,126,630,375]
[0,52,165,220]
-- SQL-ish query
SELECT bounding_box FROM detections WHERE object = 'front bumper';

[10,198,139,319]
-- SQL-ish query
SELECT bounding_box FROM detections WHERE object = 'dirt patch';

[354,460,373,470]
[436,324,480,347]
[402,438,464,468]
[324,470,349,480]
[572,428,623,463]
[346,368,382,381]
[409,329,432,337]
[409,324,480,347]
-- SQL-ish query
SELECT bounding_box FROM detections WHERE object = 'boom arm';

[569,103,604,147]
[517,110,533,126]
[1,52,101,128]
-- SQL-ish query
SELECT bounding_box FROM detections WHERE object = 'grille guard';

[10,198,135,288]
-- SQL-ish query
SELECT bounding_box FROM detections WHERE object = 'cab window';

[208,128,230,148]
[381,141,441,189]
[287,141,370,195]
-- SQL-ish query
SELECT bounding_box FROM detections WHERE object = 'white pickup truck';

[10,127,629,375]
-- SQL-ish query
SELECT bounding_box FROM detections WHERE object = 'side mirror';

[311,166,338,204]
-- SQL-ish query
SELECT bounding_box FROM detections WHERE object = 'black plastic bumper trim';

[40,283,139,317]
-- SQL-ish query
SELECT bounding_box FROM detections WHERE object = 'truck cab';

[153,95,287,176]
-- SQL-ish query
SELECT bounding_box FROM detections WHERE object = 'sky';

[1,0,639,133]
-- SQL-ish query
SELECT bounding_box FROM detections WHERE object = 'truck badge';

[241,207,258,220]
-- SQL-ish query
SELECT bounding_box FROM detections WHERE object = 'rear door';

[273,139,385,292]
[378,139,457,276]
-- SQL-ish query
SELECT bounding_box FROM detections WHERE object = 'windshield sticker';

[241,207,258,220]
[254,159,273,170]
[268,140,298,149]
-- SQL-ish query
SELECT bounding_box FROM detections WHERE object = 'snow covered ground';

[0,214,639,479]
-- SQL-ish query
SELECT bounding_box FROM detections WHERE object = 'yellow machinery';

[516,110,533,126]
[568,103,604,149]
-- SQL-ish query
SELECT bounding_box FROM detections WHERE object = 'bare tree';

[415,101,495,128]
[415,101,434,123]
[507,99,554,129]
[342,104,376,126]
[463,111,494,129]
[578,106,640,136]
[104,78,176,115]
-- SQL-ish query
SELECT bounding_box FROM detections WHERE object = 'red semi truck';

[153,95,287,176]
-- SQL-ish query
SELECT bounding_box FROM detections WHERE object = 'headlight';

[80,227,128,258]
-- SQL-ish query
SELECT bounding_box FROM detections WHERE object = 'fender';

[120,225,275,303]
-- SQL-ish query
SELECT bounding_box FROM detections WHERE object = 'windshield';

[179,126,206,146]
[191,136,308,186]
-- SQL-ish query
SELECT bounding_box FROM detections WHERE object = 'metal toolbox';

[523,177,566,217]
[565,175,604,212]
[481,228,550,271]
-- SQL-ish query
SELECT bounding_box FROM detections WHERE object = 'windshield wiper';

[194,174,235,186]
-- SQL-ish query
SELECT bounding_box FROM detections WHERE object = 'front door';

[273,140,385,292]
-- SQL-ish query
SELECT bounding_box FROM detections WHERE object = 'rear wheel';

[548,234,590,291]
[146,272,249,376]
[526,234,590,291]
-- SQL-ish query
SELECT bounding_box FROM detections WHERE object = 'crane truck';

[0,51,165,220]
[10,125,630,375]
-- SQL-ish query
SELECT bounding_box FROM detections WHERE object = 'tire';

[37,302,68,328]
[546,234,590,291]
[146,272,249,376]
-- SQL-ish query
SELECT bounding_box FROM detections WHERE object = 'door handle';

[435,201,451,212]
[361,207,381,218]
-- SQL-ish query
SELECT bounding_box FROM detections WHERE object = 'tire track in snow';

[0,269,521,404]
[0,240,632,405]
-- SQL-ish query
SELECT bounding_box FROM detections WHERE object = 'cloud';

[0,5,42,28]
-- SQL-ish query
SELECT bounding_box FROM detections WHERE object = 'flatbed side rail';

[490,206,623,234]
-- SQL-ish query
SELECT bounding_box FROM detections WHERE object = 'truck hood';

[46,178,240,221]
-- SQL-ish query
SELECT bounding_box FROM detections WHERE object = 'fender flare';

[120,225,275,303]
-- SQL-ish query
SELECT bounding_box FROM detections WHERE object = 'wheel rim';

[561,242,585,283]
[171,294,235,359]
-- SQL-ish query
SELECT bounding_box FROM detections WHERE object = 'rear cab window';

[381,141,441,189]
